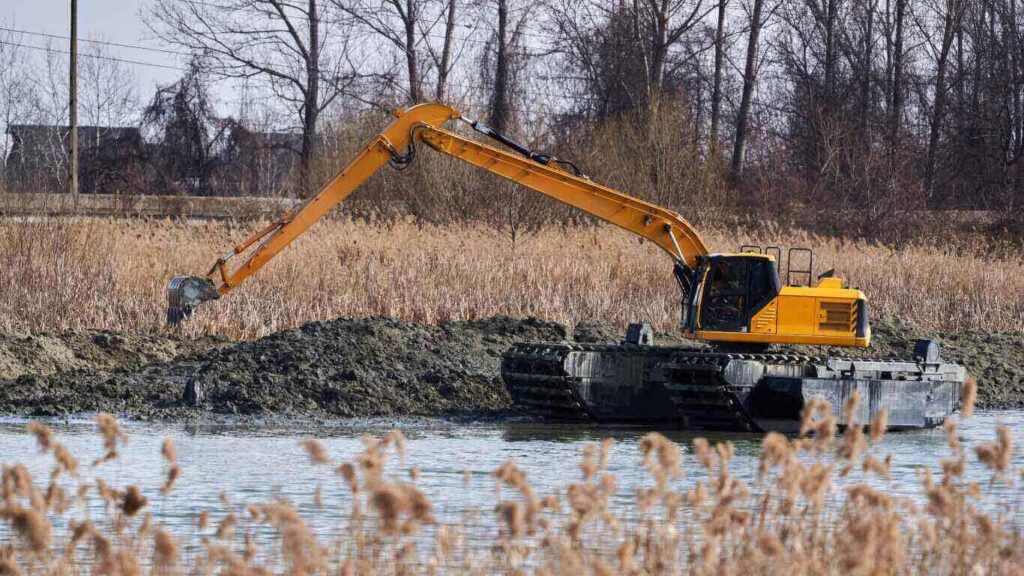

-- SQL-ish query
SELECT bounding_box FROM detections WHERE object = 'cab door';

[697,256,781,334]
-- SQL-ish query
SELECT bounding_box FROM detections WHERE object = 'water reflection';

[0,409,1019,539]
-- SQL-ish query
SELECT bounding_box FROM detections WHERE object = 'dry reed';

[0,217,1021,340]
[0,391,1019,575]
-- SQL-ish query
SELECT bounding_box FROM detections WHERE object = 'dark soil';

[0,331,224,382]
[0,317,564,420]
[0,315,1019,420]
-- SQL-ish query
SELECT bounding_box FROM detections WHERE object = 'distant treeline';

[1,0,1023,243]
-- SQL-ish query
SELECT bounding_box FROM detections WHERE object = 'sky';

[3,0,183,97]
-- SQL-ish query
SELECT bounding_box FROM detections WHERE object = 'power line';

[0,26,190,57]
[1,21,703,82]
[0,38,598,103]
[0,40,187,71]
[0,25,543,73]
[0,23,614,104]
[1,14,718,66]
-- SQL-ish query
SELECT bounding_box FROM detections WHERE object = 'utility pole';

[69,0,79,196]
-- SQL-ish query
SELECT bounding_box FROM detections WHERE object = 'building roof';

[7,124,143,146]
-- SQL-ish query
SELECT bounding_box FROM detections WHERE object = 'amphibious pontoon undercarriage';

[501,328,965,432]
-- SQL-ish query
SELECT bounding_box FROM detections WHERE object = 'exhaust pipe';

[166,276,220,325]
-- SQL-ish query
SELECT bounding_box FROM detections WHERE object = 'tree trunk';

[300,0,320,195]
[491,0,511,133]
[731,0,766,178]
[926,0,963,195]
[1009,0,1022,163]
[649,0,669,98]
[436,0,457,101]
[955,16,964,132]
[890,0,905,145]
[824,0,838,94]
[69,0,79,196]
[861,0,874,132]
[710,0,729,147]
[882,0,891,107]
[405,0,422,102]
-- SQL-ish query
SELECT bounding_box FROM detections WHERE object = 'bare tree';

[889,0,907,144]
[79,43,139,128]
[547,0,715,117]
[860,0,876,132]
[709,0,729,147]
[142,63,231,196]
[334,0,425,102]
[731,0,770,177]
[148,0,357,193]
[18,42,75,191]
[334,0,468,104]
[491,0,515,132]
[0,29,32,171]
[647,0,715,96]
[922,0,968,194]
[433,0,459,101]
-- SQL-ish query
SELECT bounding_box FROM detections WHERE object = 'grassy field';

[0,392,1020,574]
[0,217,1021,339]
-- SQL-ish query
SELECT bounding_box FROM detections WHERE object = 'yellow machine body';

[692,281,870,348]
[168,103,870,349]
[675,251,869,348]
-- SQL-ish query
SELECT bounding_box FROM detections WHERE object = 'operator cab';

[676,246,870,348]
[678,254,781,334]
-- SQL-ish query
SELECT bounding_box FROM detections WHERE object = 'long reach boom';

[167,103,709,323]
[169,102,871,353]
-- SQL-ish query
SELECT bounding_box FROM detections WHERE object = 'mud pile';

[175,316,564,418]
[0,317,564,420]
[0,331,223,381]
[0,315,1019,420]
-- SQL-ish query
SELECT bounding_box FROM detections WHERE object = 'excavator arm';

[167,103,709,323]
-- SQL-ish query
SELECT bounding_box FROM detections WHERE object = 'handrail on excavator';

[166,102,710,324]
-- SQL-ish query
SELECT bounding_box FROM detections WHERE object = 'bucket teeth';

[166,276,219,325]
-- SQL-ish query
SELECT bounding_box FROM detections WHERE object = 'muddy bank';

[0,316,1020,420]
[0,318,565,420]
[0,331,225,382]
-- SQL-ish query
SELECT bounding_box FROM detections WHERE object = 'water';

[0,411,1021,544]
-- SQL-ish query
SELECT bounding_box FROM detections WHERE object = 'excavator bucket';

[166,276,220,325]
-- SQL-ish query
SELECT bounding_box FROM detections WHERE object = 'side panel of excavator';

[696,292,869,347]
[681,254,870,348]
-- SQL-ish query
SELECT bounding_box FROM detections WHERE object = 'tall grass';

[0,217,1022,339]
[0,391,1020,574]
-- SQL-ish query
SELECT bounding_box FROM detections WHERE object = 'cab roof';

[705,252,776,262]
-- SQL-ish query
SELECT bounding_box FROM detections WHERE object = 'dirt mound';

[572,320,620,344]
[178,316,565,417]
[0,315,1019,420]
[0,317,566,419]
[0,331,223,381]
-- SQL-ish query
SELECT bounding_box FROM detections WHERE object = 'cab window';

[701,259,748,331]
[700,258,778,332]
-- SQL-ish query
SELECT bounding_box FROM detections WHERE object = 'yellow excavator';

[168,103,868,349]
[168,103,964,432]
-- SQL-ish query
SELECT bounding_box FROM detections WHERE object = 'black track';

[502,342,826,431]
